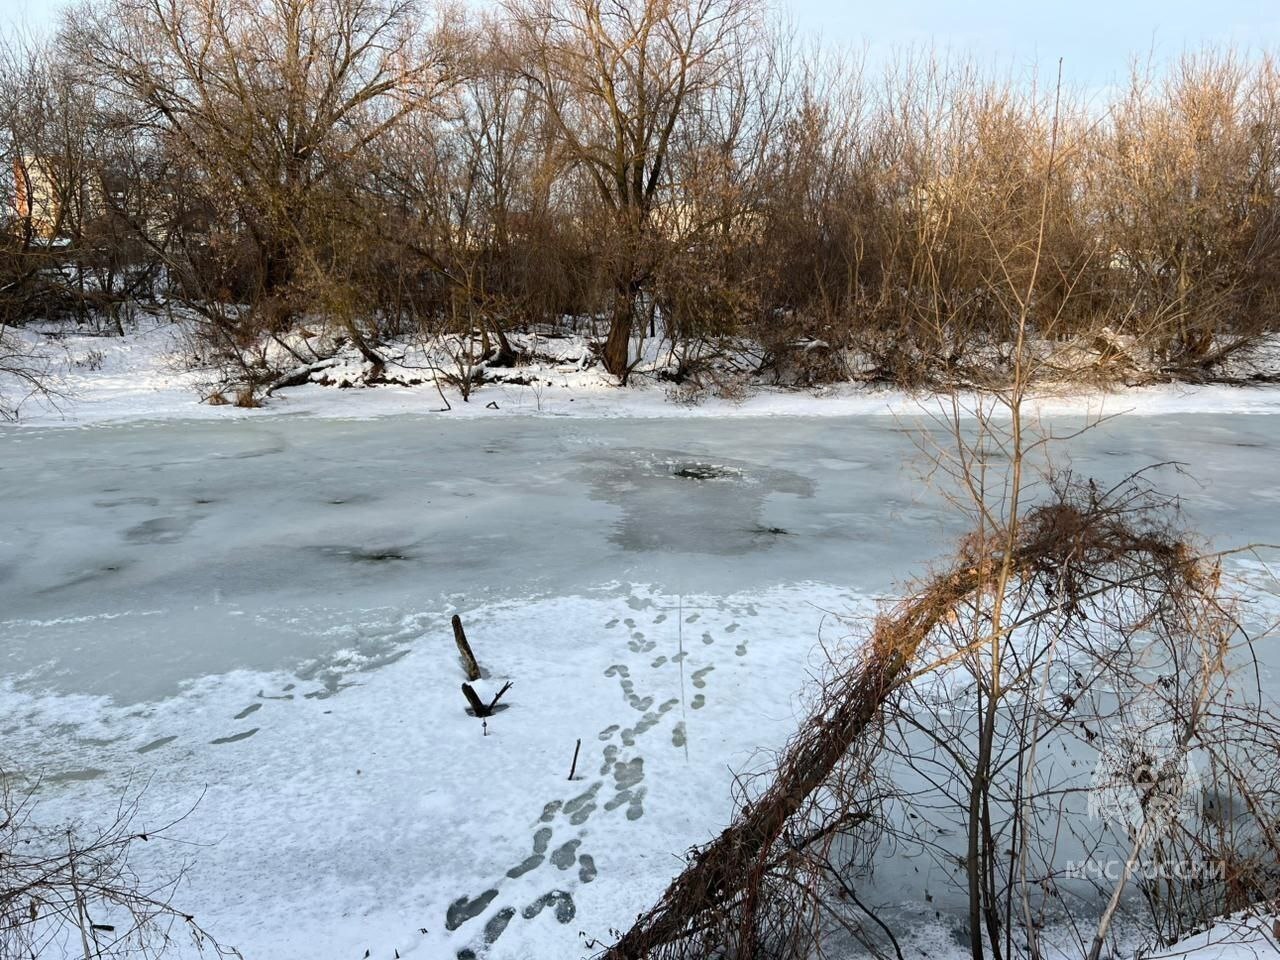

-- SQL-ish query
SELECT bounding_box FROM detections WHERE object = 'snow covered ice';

[3,412,1280,958]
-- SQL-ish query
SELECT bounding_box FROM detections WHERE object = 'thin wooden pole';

[568,739,582,781]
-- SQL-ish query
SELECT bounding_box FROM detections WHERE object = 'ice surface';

[2,413,1279,959]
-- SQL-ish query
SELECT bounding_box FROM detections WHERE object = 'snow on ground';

[6,585,861,960]
[1148,914,1280,960]
[6,319,1280,429]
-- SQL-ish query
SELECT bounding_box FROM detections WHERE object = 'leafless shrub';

[1088,53,1280,376]
[0,772,235,960]
[0,329,59,419]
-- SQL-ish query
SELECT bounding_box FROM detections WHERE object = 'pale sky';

[2,0,1278,91]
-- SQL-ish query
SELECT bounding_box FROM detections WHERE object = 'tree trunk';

[603,297,633,380]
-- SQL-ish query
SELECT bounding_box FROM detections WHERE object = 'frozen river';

[4,413,1276,702]
[1,412,1278,958]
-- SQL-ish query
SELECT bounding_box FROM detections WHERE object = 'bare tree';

[505,0,764,380]
[64,0,462,388]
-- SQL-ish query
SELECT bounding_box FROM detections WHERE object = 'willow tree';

[505,0,762,379]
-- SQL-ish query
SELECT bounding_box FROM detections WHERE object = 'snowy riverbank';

[7,319,1280,428]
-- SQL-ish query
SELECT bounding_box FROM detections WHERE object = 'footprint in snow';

[621,711,659,746]
[506,855,542,879]
[445,890,498,931]
[521,890,575,923]
[210,728,258,745]
[136,736,177,754]
[626,788,646,820]
[628,630,653,654]
[550,839,581,870]
[613,756,644,790]
[600,744,619,775]
[483,907,515,944]
[562,782,601,825]
[506,827,552,878]
[604,785,646,820]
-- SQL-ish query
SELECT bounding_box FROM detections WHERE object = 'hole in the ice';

[315,545,415,563]
[671,462,737,481]
[324,493,376,505]
[749,525,789,536]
